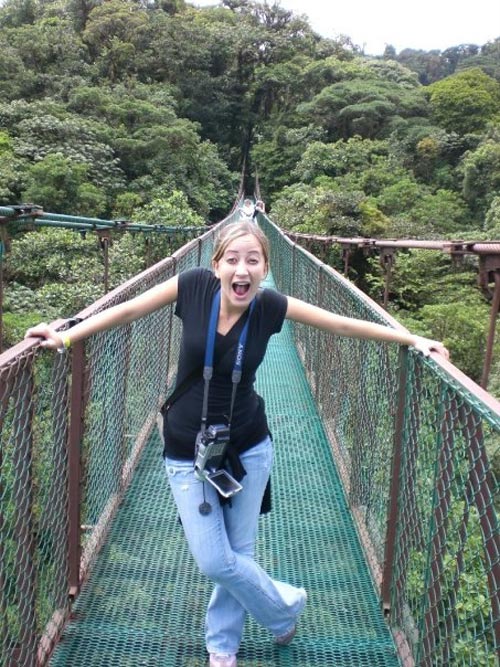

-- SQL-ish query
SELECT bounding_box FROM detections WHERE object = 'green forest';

[1,0,500,393]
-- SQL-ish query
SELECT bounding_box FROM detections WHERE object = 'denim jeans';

[164,436,306,655]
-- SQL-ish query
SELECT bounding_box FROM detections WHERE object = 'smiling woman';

[212,223,269,319]
[24,219,448,667]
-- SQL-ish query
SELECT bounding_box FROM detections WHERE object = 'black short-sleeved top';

[163,268,288,460]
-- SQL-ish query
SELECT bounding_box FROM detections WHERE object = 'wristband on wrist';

[57,334,72,354]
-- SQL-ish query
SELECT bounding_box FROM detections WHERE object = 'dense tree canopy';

[0,0,499,389]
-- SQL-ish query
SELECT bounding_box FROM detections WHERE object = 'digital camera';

[194,424,230,477]
[194,424,242,498]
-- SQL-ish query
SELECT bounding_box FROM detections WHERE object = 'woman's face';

[213,233,268,312]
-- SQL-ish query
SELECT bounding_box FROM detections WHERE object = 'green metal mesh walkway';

[49,281,401,667]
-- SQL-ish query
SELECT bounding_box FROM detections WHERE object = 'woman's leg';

[164,436,305,655]
[204,437,273,652]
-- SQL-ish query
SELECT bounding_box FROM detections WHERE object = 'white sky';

[191,0,500,55]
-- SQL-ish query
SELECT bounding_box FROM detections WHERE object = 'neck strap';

[200,290,256,432]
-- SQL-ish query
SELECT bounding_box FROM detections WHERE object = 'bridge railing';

[1,212,499,666]
[261,215,500,667]
[0,210,242,667]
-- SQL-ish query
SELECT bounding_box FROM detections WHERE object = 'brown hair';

[212,221,270,266]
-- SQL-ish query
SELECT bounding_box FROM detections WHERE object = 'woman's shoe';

[275,587,307,646]
[275,624,297,645]
[209,653,237,667]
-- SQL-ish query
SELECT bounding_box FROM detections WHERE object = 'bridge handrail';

[1,211,499,666]
[261,215,500,667]
[0,209,239,665]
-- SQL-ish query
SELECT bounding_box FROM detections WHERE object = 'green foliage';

[400,301,488,381]
[293,137,390,184]
[0,130,13,153]
[367,245,489,381]
[271,181,370,236]
[485,196,500,232]
[108,232,147,287]
[4,228,101,287]
[0,151,26,200]
[460,131,500,223]
[367,249,479,310]
[0,2,499,664]
[358,200,390,236]
[251,123,327,196]
[132,189,205,227]
[428,68,500,135]
[3,228,106,330]
[21,153,108,215]
[405,504,497,666]
[298,69,428,141]
[3,309,47,349]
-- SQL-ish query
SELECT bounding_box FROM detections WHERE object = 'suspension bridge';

[1,207,499,666]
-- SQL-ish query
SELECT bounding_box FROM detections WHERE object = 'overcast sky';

[191,0,500,55]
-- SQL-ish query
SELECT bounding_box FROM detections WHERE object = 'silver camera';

[194,424,230,475]
[194,424,242,497]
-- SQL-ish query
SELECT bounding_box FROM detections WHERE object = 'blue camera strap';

[200,289,256,433]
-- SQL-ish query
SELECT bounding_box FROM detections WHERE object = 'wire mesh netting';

[1,348,72,666]
[48,304,401,667]
[1,211,499,666]
[391,360,500,667]
[262,216,500,666]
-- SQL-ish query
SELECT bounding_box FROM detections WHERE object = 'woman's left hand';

[411,335,449,360]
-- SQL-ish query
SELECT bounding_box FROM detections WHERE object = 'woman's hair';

[212,221,270,266]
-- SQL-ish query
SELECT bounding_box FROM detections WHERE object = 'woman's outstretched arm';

[25,275,179,351]
[285,296,449,360]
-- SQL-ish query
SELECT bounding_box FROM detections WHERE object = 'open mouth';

[232,282,250,296]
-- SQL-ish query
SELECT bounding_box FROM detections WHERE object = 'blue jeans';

[164,436,305,655]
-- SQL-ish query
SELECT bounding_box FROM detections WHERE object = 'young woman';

[26,221,449,667]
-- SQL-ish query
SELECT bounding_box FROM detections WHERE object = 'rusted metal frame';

[11,361,38,666]
[382,345,410,615]
[36,353,73,666]
[342,246,350,276]
[196,235,202,268]
[96,229,112,294]
[67,340,88,598]
[419,384,456,667]
[379,247,397,309]
[478,260,500,390]
[283,232,500,256]
[144,235,152,268]
[439,458,476,667]
[460,406,500,659]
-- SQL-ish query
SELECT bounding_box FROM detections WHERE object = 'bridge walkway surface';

[49,276,400,667]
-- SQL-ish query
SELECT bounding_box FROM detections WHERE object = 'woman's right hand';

[25,323,64,350]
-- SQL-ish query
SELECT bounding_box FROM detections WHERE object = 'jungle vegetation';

[1,0,500,393]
